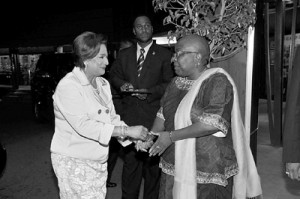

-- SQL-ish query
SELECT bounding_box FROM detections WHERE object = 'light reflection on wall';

[153,36,176,46]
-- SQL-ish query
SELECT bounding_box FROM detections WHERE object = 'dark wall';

[112,0,173,41]
[0,9,114,48]
[0,2,173,50]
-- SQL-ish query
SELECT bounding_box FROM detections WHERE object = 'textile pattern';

[51,153,107,199]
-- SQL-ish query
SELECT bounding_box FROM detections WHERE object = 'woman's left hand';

[149,131,172,156]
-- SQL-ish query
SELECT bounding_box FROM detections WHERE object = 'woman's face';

[172,49,199,79]
[84,44,108,77]
[172,37,208,80]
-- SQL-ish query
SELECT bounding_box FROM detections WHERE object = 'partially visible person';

[106,38,134,188]
[50,31,149,199]
[0,139,6,178]
[283,46,300,181]
[119,38,134,51]
[145,34,262,199]
[109,15,174,199]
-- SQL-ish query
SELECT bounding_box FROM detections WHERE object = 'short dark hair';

[73,31,107,69]
[133,14,152,27]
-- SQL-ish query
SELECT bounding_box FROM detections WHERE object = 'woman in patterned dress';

[147,34,262,199]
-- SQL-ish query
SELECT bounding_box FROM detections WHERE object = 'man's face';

[133,16,153,43]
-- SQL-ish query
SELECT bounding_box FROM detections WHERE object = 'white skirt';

[51,153,107,199]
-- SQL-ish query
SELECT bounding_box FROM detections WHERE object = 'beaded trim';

[159,158,175,176]
[197,112,229,135]
[156,107,165,120]
[175,77,195,90]
[159,158,238,187]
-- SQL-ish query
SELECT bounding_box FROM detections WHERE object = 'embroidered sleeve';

[191,73,233,136]
[197,113,229,135]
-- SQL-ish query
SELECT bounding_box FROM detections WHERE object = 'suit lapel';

[127,46,139,86]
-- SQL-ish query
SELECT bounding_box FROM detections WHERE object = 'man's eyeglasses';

[172,51,199,62]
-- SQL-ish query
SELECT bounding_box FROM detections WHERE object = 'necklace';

[92,84,108,107]
[175,77,195,90]
[175,68,208,90]
[93,86,100,95]
[92,78,99,95]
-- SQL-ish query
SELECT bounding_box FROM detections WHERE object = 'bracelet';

[120,126,128,139]
[123,126,128,137]
[169,131,174,142]
[119,126,124,139]
[121,126,125,137]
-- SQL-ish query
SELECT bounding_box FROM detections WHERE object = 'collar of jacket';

[71,66,106,86]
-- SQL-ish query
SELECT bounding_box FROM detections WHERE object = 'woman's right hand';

[126,126,148,141]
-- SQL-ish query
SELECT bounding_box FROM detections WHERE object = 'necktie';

[137,48,145,77]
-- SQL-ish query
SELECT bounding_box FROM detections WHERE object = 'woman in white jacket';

[50,31,148,199]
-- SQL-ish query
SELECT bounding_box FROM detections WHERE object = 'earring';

[82,61,87,72]
[84,60,89,71]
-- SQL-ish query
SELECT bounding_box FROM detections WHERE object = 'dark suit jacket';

[109,42,174,129]
[283,46,300,162]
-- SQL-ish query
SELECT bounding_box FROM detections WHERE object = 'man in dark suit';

[283,46,300,181]
[109,15,174,199]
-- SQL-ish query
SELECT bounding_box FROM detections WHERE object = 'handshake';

[117,125,172,156]
[135,131,159,152]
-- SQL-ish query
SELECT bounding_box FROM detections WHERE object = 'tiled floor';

[106,99,300,199]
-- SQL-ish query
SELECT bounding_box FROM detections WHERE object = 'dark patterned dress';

[157,74,238,199]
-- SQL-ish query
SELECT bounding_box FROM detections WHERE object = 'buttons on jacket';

[98,109,109,114]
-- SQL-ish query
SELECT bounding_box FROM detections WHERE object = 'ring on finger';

[286,171,290,175]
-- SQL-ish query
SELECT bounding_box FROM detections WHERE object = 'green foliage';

[152,0,256,61]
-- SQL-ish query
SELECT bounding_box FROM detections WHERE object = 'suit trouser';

[122,144,161,199]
